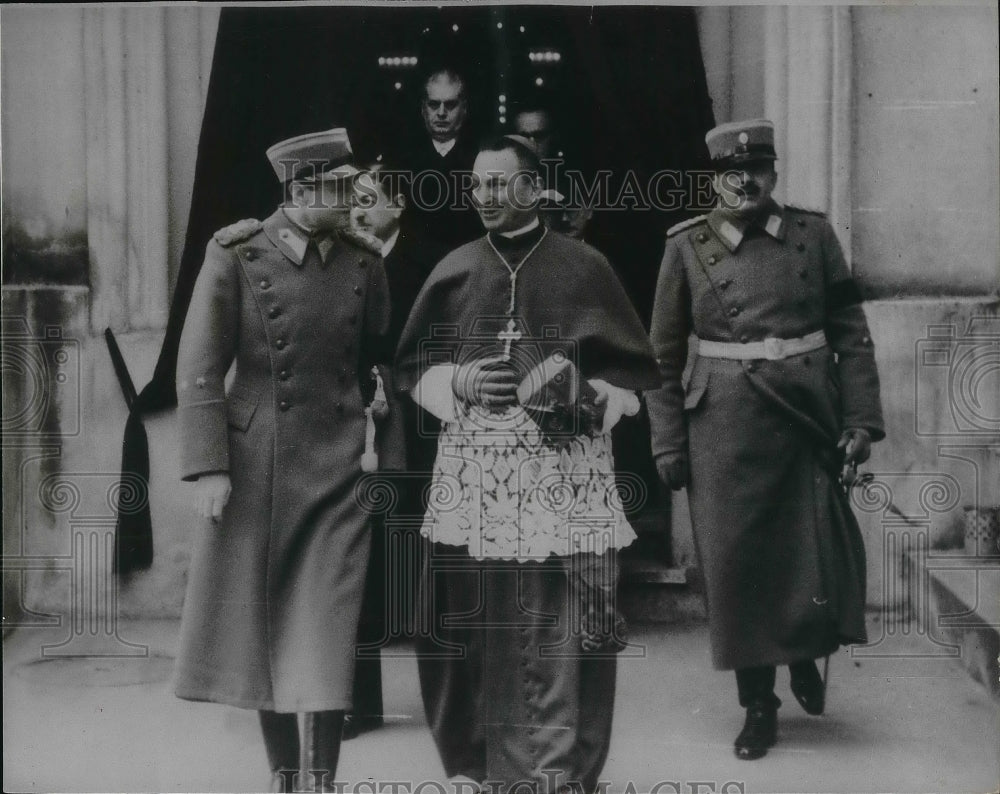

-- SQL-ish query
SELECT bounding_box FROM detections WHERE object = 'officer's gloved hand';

[656,452,690,491]
[452,356,520,410]
[194,472,232,522]
[838,428,872,466]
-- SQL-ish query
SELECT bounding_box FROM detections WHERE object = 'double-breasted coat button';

[747,362,758,373]
[260,279,271,290]
[358,258,367,268]
[279,400,290,411]
[268,307,281,319]
[353,285,363,296]
[729,306,740,317]
[279,370,291,381]
[243,248,257,261]
[719,278,732,290]
[335,402,344,413]
[275,338,286,350]
[796,242,806,252]
[696,233,708,243]
[803,355,811,365]
[707,255,718,265]
[740,333,750,344]
[797,218,807,227]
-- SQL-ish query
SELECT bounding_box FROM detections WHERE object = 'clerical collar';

[499,217,540,239]
[487,218,545,256]
[381,228,401,258]
[432,138,457,157]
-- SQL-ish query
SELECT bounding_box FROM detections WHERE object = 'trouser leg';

[572,549,627,653]
[258,710,299,792]
[300,711,345,792]
[735,665,779,707]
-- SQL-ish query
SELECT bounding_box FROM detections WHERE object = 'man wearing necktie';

[646,119,885,760]
[393,66,483,255]
[173,128,403,792]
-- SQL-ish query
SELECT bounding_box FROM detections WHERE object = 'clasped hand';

[452,356,519,409]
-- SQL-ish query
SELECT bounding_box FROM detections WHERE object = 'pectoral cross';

[497,317,523,361]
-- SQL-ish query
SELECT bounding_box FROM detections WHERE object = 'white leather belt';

[696,330,827,361]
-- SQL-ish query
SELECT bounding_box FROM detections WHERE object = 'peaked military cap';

[705,119,778,168]
[266,128,360,184]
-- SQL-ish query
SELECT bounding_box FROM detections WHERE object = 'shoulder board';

[666,215,707,238]
[340,228,383,256]
[784,204,826,217]
[213,218,263,247]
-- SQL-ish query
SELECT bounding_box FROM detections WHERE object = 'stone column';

[696,6,854,255]
[766,6,854,253]
[83,6,219,334]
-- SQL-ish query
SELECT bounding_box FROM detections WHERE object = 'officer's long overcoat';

[646,201,884,670]
[173,209,403,712]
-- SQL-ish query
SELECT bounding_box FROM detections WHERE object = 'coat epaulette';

[666,215,708,238]
[340,228,383,256]
[213,218,263,247]
[784,204,826,217]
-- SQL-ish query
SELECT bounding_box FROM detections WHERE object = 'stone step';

[904,548,1000,701]
[620,560,706,624]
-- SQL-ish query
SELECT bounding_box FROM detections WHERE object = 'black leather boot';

[299,711,345,793]
[258,711,298,793]
[734,697,779,760]
[789,658,826,715]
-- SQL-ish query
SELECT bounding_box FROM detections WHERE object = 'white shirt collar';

[432,138,457,157]
[381,228,401,258]
[499,217,540,239]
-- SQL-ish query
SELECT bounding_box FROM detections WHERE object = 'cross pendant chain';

[497,317,523,361]
[486,228,547,361]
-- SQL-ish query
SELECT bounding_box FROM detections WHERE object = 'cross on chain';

[497,317,523,361]
[486,227,548,362]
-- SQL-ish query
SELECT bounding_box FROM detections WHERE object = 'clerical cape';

[395,228,659,394]
[395,226,660,560]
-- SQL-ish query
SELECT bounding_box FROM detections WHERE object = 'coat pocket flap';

[683,373,710,410]
[226,389,259,431]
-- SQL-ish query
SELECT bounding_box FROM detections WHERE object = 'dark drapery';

[115,5,715,574]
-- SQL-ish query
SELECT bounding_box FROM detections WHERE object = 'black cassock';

[395,224,658,790]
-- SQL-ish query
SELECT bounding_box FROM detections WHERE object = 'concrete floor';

[3,619,997,794]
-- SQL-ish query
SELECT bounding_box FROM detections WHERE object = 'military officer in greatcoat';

[173,128,403,792]
[646,119,884,761]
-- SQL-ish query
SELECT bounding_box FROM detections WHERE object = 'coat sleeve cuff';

[178,400,229,481]
[412,365,461,422]
[587,379,640,434]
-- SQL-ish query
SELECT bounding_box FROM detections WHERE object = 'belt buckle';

[763,338,785,360]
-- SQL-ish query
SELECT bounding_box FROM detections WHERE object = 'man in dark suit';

[393,67,482,253]
[343,163,444,740]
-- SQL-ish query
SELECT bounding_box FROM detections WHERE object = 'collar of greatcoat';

[707,199,786,252]
[265,209,337,267]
